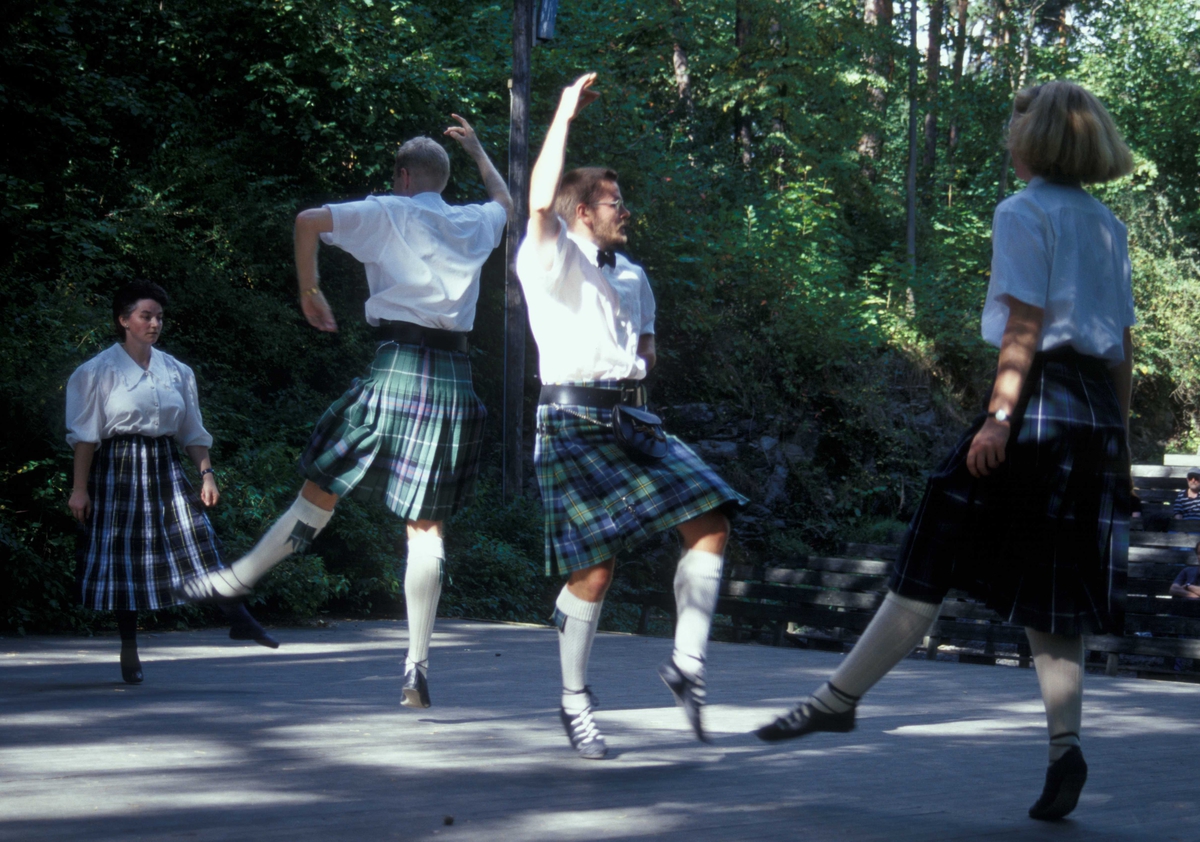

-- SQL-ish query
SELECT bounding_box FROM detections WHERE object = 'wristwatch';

[989,409,1011,423]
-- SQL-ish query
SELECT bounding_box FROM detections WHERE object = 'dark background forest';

[2,0,1197,635]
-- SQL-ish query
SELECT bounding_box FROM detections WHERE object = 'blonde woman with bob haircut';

[757,80,1136,823]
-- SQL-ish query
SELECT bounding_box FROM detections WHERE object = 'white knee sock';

[556,587,603,713]
[1026,628,1084,763]
[404,532,444,673]
[229,494,333,587]
[672,548,724,679]
[809,590,942,713]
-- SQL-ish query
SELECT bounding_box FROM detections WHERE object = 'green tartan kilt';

[534,400,747,575]
[299,341,486,522]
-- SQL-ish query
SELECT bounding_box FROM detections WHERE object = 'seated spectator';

[1168,541,1200,599]
[1173,468,1200,520]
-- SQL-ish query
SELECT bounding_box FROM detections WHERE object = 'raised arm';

[294,207,337,332]
[966,298,1044,478]
[527,73,600,262]
[444,114,513,218]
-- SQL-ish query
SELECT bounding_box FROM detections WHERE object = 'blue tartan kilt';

[535,385,748,576]
[78,434,227,611]
[890,348,1130,635]
[298,341,486,522]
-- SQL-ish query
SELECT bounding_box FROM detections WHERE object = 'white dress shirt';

[66,344,212,448]
[321,192,508,330]
[515,220,657,383]
[983,177,1135,362]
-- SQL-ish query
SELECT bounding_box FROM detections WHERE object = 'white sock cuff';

[677,548,724,579]
[407,530,445,560]
[884,589,942,621]
[291,493,334,530]
[556,587,603,624]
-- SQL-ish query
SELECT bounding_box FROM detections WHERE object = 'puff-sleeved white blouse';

[65,344,213,448]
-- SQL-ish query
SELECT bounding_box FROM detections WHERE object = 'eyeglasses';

[590,200,629,213]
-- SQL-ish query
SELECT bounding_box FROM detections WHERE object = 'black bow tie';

[596,249,616,269]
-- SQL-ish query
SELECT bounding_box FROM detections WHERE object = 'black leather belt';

[377,320,469,353]
[538,382,648,409]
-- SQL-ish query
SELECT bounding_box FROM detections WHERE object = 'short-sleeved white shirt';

[66,344,212,448]
[982,177,1135,362]
[515,220,656,383]
[321,192,507,331]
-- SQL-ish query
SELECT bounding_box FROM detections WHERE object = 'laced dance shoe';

[560,687,607,760]
[658,657,709,742]
[1028,746,1088,821]
[754,700,856,742]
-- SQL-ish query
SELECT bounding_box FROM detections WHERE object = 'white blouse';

[321,192,508,331]
[515,220,657,384]
[982,177,1135,363]
[65,344,213,448]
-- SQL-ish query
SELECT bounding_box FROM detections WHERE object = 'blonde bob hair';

[1007,81,1133,184]
[393,136,451,191]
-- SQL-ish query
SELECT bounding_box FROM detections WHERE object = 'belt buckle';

[620,383,643,406]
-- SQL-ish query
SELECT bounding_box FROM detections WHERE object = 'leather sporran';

[611,404,668,464]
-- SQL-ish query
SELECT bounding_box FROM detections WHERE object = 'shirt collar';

[112,343,165,389]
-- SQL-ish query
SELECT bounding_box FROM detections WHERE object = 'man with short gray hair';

[179,115,511,711]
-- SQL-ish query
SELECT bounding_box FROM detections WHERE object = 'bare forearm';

[528,112,572,239]
[989,300,1044,416]
[474,152,513,217]
[184,445,212,473]
[72,442,96,491]
[294,208,332,292]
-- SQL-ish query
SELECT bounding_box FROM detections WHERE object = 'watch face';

[994,409,1009,422]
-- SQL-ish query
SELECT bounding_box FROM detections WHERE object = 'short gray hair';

[393,137,451,191]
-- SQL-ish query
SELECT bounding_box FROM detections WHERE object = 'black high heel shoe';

[1028,746,1088,820]
[225,603,280,649]
[120,643,143,684]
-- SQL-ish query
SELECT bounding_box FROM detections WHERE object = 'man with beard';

[516,73,746,759]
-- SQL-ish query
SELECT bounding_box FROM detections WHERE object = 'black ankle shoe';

[755,701,855,742]
[658,658,709,743]
[401,666,431,708]
[227,604,280,649]
[1028,746,1088,821]
[120,645,143,685]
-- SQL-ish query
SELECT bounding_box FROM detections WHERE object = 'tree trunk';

[857,0,894,181]
[736,1,753,167]
[946,0,968,166]
[906,0,918,277]
[669,0,693,114]
[922,0,944,189]
[997,1,1041,200]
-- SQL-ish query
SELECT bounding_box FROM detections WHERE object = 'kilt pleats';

[890,349,1129,636]
[298,341,486,521]
[535,389,747,575]
[79,434,226,611]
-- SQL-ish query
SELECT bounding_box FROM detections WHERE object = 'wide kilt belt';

[538,382,648,409]
[377,320,469,353]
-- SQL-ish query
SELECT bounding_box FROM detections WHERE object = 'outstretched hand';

[557,73,600,121]
[301,291,338,332]
[445,114,484,158]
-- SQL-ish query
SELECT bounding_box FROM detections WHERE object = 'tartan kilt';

[535,391,748,576]
[889,348,1130,636]
[78,434,226,611]
[298,341,486,522]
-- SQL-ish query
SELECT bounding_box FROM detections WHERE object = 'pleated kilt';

[78,434,226,611]
[298,340,486,522]
[889,348,1130,635]
[535,384,748,575]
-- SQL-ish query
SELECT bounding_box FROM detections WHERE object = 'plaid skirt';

[890,348,1130,635]
[298,341,486,522]
[535,387,748,575]
[78,434,226,611]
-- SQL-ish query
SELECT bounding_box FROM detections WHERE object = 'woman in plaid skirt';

[757,81,1136,822]
[67,281,276,684]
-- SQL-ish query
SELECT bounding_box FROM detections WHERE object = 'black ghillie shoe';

[227,604,280,649]
[120,644,143,685]
[658,657,709,743]
[755,701,855,742]
[401,666,431,709]
[1028,746,1088,821]
[560,687,606,760]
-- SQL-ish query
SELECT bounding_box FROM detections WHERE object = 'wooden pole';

[503,0,533,502]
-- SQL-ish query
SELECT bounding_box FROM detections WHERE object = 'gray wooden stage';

[2,619,1197,841]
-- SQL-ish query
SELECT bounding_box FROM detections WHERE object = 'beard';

[593,218,628,251]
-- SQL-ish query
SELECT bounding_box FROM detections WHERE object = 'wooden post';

[503,0,533,502]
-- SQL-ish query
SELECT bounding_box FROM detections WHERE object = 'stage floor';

[2,619,1197,841]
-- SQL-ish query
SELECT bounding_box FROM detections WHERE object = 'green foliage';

[2,0,1196,631]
